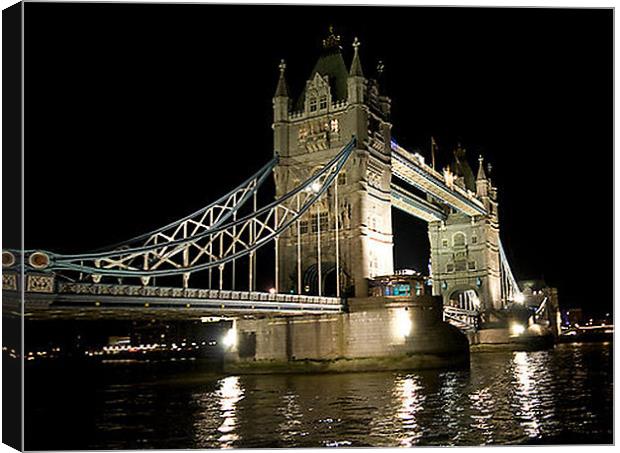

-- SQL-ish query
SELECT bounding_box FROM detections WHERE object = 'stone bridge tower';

[272,28,393,297]
[428,150,503,311]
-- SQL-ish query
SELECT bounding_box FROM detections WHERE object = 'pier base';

[468,325,555,352]
[225,295,470,374]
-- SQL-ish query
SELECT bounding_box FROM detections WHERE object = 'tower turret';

[272,59,290,157]
[347,37,366,104]
[476,155,488,198]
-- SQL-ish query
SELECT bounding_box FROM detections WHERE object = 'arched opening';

[323,267,338,297]
[302,263,343,297]
[448,288,481,312]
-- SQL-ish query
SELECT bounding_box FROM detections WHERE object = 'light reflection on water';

[25,343,612,449]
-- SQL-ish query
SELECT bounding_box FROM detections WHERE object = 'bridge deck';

[3,276,345,320]
[391,185,446,222]
[391,142,487,217]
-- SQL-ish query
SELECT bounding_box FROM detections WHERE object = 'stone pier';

[226,295,470,374]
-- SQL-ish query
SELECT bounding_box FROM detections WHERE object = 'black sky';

[23,3,613,314]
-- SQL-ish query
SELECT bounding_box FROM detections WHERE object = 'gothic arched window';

[453,232,466,247]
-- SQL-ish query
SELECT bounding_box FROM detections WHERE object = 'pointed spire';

[349,37,364,77]
[477,155,487,181]
[274,59,289,98]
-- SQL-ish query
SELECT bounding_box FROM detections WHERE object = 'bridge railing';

[443,305,480,331]
[55,281,343,306]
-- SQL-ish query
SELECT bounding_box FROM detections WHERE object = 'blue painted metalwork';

[391,143,487,216]
[391,185,446,222]
[37,139,356,278]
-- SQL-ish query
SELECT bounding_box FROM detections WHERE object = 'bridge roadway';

[390,141,487,218]
[2,276,344,320]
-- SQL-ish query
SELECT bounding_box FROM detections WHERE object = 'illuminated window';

[453,232,466,247]
[330,118,339,133]
[309,98,317,112]
[319,97,328,110]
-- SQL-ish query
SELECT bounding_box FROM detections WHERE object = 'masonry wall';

[232,296,469,371]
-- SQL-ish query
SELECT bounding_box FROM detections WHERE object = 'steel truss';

[30,139,356,287]
[5,156,277,273]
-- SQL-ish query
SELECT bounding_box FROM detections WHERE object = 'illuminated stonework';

[428,162,502,311]
[3,272,17,291]
[273,33,393,297]
[26,274,55,293]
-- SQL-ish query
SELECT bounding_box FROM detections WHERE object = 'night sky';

[23,4,612,315]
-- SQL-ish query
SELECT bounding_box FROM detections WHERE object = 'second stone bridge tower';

[272,29,393,298]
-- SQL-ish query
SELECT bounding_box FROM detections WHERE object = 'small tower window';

[309,97,317,112]
[330,119,339,133]
[337,172,346,185]
[471,236,478,244]
[442,239,449,248]
[299,220,308,234]
[319,97,328,110]
[468,261,477,270]
[446,264,454,273]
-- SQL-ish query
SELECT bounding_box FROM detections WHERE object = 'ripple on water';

[25,343,613,449]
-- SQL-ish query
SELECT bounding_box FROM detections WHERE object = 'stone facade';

[428,158,503,310]
[230,295,470,372]
[272,33,393,297]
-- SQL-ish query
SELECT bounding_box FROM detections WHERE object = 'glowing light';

[223,327,237,348]
[268,287,276,295]
[513,293,525,304]
[201,316,225,323]
[310,181,322,193]
[394,308,413,338]
[510,323,525,336]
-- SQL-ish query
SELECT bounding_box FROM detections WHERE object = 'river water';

[25,342,612,449]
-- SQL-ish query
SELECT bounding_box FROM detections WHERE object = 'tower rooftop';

[294,27,350,110]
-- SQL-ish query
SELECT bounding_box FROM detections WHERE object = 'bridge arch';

[445,285,481,312]
[302,262,350,297]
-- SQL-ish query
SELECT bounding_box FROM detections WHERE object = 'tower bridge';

[3,28,557,343]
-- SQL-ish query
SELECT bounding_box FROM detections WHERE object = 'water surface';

[26,342,613,449]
